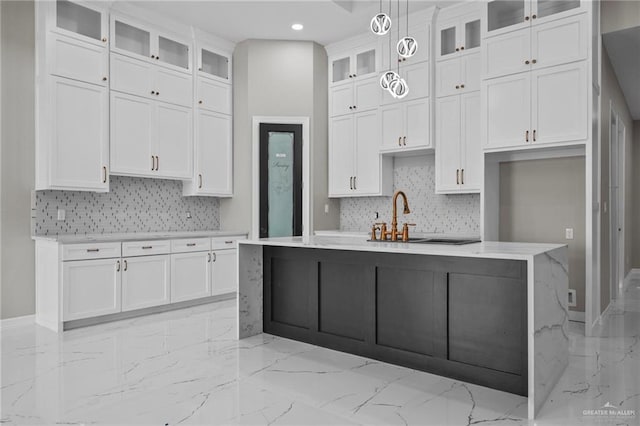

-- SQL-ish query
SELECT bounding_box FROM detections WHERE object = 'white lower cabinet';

[63,258,121,321]
[121,255,170,312]
[170,251,211,303]
[211,249,237,296]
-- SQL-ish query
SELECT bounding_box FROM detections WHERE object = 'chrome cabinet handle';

[224,240,233,244]
[398,136,402,146]
[142,246,152,249]
[187,243,196,247]
[350,176,353,190]
[212,252,217,262]
[86,248,99,253]
[533,130,536,141]
[151,156,155,171]
[102,166,107,183]
[116,260,121,272]
[198,174,203,189]
[124,260,128,271]
[353,176,357,190]
[156,156,159,170]
[207,253,211,262]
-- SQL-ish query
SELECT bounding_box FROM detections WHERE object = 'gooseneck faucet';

[391,190,410,241]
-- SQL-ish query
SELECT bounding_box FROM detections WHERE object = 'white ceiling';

[603,26,640,120]
[129,0,455,46]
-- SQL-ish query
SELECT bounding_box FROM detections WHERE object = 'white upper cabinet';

[330,76,379,117]
[330,44,378,85]
[436,52,480,97]
[111,14,192,73]
[380,98,431,153]
[380,60,430,104]
[49,33,108,85]
[382,23,430,69]
[52,0,108,46]
[197,44,231,83]
[197,78,232,115]
[436,12,480,61]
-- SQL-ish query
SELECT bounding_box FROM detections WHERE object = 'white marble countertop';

[33,230,248,244]
[240,235,565,261]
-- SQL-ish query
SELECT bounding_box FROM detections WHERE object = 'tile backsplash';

[35,176,220,235]
[340,155,480,234]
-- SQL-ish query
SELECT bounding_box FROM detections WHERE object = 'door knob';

[102,37,107,42]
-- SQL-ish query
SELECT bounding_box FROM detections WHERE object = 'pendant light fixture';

[370,0,391,35]
[377,0,409,99]
[397,0,417,58]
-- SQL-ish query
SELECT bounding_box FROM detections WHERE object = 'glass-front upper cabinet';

[436,12,481,61]
[485,0,583,37]
[52,0,108,45]
[330,45,377,85]
[111,15,192,72]
[533,0,582,21]
[198,45,231,82]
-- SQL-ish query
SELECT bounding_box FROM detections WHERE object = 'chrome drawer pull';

[142,246,153,249]
[187,243,197,247]
[224,240,234,244]
[86,249,100,252]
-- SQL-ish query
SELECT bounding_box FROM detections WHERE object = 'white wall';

[220,39,339,235]
[1,0,36,320]
[601,0,640,34]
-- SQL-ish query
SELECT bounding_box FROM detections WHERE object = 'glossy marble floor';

[2,281,639,425]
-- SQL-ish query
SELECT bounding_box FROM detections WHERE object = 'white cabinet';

[483,61,586,150]
[330,76,379,117]
[330,44,378,85]
[45,76,109,191]
[121,255,170,312]
[63,258,121,321]
[483,12,587,79]
[49,33,108,85]
[110,91,192,179]
[197,44,231,83]
[197,78,232,115]
[380,98,431,153]
[484,0,584,38]
[380,60,430,104]
[435,92,481,193]
[436,11,481,61]
[382,23,430,68]
[436,52,480,97]
[329,111,391,197]
[50,0,109,46]
[211,250,237,296]
[183,110,233,196]
[171,252,211,303]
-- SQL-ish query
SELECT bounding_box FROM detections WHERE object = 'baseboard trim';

[0,314,35,330]
[599,301,614,325]
[568,311,585,323]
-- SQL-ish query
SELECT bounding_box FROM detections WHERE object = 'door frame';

[252,116,310,239]
[608,105,625,300]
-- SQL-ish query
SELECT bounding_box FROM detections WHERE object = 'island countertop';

[239,235,566,261]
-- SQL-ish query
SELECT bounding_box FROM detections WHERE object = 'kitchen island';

[237,236,569,419]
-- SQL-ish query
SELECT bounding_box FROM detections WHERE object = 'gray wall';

[633,120,640,268]
[601,0,640,34]
[600,47,634,313]
[220,39,339,235]
[499,157,586,313]
[1,0,36,320]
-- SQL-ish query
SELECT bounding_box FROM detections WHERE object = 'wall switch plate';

[186,211,192,219]
[324,204,329,214]
[568,289,576,307]
[57,209,66,221]
[565,228,574,240]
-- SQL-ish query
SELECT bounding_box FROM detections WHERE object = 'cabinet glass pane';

[488,0,525,32]
[332,57,350,83]
[536,0,580,18]
[56,0,101,40]
[201,49,229,79]
[441,26,456,56]
[159,36,189,69]
[115,21,150,57]
[465,20,481,50]
[356,49,376,76]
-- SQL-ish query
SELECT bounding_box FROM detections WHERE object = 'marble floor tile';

[3,282,640,425]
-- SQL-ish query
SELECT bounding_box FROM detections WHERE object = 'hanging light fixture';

[370,0,391,35]
[396,0,417,58]
[377,0,409,99]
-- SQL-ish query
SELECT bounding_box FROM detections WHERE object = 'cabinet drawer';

[50,34,107,86]
[122,240,171,257]
[211,235,247,250]
[171,238,211,253]
[62,242,121,261]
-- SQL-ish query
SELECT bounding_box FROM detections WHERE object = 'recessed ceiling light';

[291,23,304,31]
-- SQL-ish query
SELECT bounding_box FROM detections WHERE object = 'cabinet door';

[531,13,587,70]
[532,62,587,145]
[49,33,108,85]
[53,0,108,45]
[483,73,531,149]
[461,52,481,93]
[63,258,121,321]
[111,16,152,60]
[331,55,351,85]
[380,104,403,150]
[460,14,481,54]
[485,0,531,37]
[198,45,231,83]
[435,96,461,193]
[405,98,430,149]
[212,250,238,296]
[171,252,211,303]
[328,115,355,196]
[354,111,380,194]
[155,102,193,179]
[110,53,154,99]
[483,28,531,79]
[196,110,232,195]
[460,92,481,191]
[156,33,191,71]
[403,24,430,64]
[110,91,154,176]
[330,84,353,117]
[198,78,231,114]
[122,255,170,311]
[353,47,377,79]
[353,77,379,112]
[154,67,192,107]
[403,61,430,101]
[436,57,461,98]
[532,0,583,24]
[437,19,458,61]
[51,77,109,191]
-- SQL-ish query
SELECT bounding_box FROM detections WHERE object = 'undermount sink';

[368,238,481,245]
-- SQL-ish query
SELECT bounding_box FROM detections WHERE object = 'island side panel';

[238,243,263,339]
[530,247,570,418]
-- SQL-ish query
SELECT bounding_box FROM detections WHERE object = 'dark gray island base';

[263,246,527,396]
[237,236,569,419]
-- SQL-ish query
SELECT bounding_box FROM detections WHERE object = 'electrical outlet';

[57,209,66,221]
[565,228,574,240]
[186,211,192,219]
[374,211,379,219]
[568,289,576,307]
[324,204,329,214]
